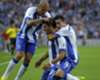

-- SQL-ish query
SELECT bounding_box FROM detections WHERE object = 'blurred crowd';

[0,0,100,39]
[0,0,100,52]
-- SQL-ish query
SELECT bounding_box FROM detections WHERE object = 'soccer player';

[6,20,19,55]
[35,16,79,80]
[53,15,79,80]
[1,0,51,80]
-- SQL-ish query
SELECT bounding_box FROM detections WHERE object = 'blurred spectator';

[6,19,19,55]
[0,32,4,50]
[0,0,100,39]
[2,31,10,53]
[76,22,87,45]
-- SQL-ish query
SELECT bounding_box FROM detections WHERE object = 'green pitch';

[0,46,100,80]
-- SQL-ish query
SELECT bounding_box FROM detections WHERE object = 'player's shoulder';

[62,24,75,33]
[68,25,75,31]
[44,12,51,18]
[26,6,37,13]
[25,6,37,18]
[55,25,69,36]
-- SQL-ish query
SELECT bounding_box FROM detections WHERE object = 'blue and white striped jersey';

[18,7,51,43]
[55,25,79,63]
[48,36,67,64]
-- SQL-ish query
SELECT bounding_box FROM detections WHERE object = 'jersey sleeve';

[45,12,51,18]
[55,25,70,37]
[24,7,36,19]
[57,37,67,52]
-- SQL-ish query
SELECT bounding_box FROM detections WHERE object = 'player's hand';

[35,60,42,68]
[42,18,50,23]
[41,63,51,70]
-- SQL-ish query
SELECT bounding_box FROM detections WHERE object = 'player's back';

[56,24,79,63]
[48,36,67,64]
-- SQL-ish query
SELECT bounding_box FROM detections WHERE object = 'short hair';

[38,0,49,9]
[53,15,65,21]
[10,19,14,24]
[43,18,57,28]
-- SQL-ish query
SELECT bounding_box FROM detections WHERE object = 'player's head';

[10,19,14,25]
[10,19,16,27]
[53,15,66,29]
[37,0,49,15]
[43,18,57,34]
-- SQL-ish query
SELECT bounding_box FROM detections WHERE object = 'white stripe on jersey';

[18,6,51,43]
[48,37,67,64]
[48,41,53,64]
[56,25,79,63]
[18,7,37,39]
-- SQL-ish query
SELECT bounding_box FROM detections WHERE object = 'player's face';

[43,24,52,34]
[55,19,62,29]
[43,24,55,34]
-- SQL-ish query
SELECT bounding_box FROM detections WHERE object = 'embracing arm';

[27,18,43,26]
[35,51,49,68]
[27,18,49,26]
[51,51,66,64]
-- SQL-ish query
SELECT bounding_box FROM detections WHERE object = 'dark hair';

[53,15,65,21]
[43,18,57,28]
[10,19,14,24]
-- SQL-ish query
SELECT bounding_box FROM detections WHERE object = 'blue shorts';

[41,58,78,80]
[16,37,36,54]
[60,57,78,74]
[49,58,78,78]
[41,66,58,80]
[41,69,50,80]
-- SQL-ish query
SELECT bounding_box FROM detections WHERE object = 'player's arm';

[51,51,66,64]
[51,37,67,64]
[35,51,49,68]
[41,50,66,70]
[27,11,51,27]
[24,7,50,27]
[27,18,49,26]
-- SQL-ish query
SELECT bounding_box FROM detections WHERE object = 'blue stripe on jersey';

[51,40,57,59]
[33,12,38,19]
[64,36,76,61]
[18,11,41,41]
[18,17,31,36]
[18,11,38,37]
[50,37,66,59]
[50,38,67,59]
[32,12,43,33]
[59,49,66,53]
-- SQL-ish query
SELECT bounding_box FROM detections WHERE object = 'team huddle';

[1,0,79,80]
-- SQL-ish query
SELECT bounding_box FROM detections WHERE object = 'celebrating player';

[54,15,79,80]
[35,16,79,80]
[1,0,51,80]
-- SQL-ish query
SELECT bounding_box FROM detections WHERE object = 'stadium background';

[0,0,100,80]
